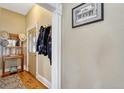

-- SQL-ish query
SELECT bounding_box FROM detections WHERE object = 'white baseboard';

[36,73,51,89]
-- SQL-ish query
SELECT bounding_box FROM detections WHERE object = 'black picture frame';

[72,3,104,28]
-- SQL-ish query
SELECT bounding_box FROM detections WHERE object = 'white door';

[28,27,37,77]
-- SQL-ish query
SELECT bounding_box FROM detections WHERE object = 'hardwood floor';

[18,71,48,89]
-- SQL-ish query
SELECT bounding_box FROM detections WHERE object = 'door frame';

[26,24,38,74]
[26,4,62,89]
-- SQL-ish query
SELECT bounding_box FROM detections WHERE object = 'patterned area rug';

[0,74,26,89]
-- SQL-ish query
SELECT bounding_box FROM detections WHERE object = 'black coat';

[36,26,51,56]
[47,35,52,65]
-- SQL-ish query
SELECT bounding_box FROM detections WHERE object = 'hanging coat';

[47,34,52,65]
[36,26,45,55]
[36,26,51,56]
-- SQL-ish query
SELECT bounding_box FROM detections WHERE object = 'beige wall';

[62,3,124,88]
[0,8,26,34]
[0,8,26,70]
[26,4,52,82]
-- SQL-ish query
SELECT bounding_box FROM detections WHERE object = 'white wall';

[62,3,124,88]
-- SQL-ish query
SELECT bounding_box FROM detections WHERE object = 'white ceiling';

[0,3,34,15]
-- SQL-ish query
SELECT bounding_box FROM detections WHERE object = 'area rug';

[0,74,26,89]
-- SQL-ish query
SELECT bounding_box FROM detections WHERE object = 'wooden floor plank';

[18,71,48,89]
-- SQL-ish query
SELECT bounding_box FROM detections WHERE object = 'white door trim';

[37,3,62,89]
[27,24,52,88]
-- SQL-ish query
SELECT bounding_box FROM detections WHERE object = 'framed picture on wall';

[72,3,104,28]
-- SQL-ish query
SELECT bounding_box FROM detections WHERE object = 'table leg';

[2,61,5,76]
[21,57,24,71]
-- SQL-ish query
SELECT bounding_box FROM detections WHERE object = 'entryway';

[0,3,62,89]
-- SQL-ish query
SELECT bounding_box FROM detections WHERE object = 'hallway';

[18,71,47,89]
[0,3,52,89]
[0,71,47,89]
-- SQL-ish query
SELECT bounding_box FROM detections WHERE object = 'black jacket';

[47,35,52,65]
[36,26,51,56]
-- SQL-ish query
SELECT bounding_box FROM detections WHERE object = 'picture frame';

[72,3,104,28]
